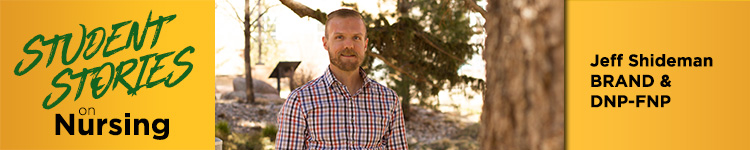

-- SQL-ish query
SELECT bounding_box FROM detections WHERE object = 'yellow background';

[568,0,750,150]
[0,0,214,149]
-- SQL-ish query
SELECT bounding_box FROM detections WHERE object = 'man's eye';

[336,36,344,39]
[353,36,360,40]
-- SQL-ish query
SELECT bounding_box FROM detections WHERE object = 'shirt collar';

[322,66,371,88]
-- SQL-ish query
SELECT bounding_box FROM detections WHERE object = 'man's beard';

[329,48,362,71]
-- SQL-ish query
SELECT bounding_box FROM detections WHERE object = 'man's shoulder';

[364,78,399,99]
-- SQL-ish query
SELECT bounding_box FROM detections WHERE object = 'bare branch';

[216,0,256,29]
[248,4,278,30]
[464,0,486,19]
[278,0,327,24]
[224,0,247,24]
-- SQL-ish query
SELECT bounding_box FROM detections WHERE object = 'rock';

[232,77,245,92]
[224,77,283,102]
[232,77,278,94]
[255,94,285,104]
[221,91,244,100]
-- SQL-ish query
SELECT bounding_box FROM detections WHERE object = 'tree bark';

[244,0,256,103]
[480,0,564,149]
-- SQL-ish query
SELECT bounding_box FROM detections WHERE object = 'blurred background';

[214,0,563,149]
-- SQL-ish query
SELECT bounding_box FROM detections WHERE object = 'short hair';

[325,8,366,38]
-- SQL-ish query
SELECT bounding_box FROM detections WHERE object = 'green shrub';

[216,120,231,140]
[237,132,264,150]
[262,124,278,142]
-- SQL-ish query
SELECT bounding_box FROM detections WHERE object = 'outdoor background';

[213,0,563,149]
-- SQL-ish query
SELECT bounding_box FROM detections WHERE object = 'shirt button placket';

[348,97,354,147]
[343,84,353,147]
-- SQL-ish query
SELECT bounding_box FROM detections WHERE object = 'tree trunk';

[244,0,256,103]
[256,0,264,65]
[397,73,412,121]
[480,0,564,149]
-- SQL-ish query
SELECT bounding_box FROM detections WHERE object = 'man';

[275,8,408,149]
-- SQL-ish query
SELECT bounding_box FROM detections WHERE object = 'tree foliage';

[357,0,485,116]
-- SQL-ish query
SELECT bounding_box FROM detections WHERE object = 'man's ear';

[322,36,328,51]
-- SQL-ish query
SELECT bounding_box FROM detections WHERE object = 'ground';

[215,99,480,150]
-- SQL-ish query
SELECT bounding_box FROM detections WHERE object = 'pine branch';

[367,51,435,87]
[414,31,468,64]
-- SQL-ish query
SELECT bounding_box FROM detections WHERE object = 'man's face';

[323,16,368,72]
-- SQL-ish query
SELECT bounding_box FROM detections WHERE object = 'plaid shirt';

[276,67,408,150]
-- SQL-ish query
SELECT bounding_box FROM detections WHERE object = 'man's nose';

[343,38,355,49]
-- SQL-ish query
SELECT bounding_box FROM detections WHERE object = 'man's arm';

[383,98,408,149]
[275,95,307,149]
